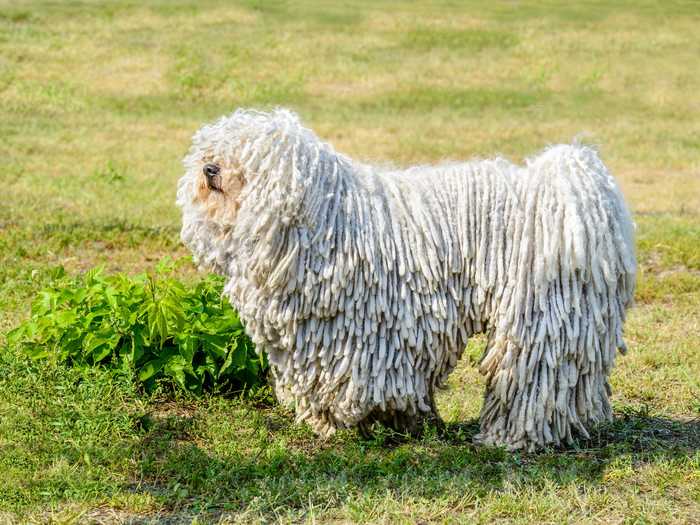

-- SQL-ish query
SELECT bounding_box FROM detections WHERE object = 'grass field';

[1,1,699,523]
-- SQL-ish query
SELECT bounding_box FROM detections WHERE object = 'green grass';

[1,0,699,523]
[402,28,518,52]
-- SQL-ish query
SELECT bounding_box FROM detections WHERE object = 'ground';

[0,1,699,523]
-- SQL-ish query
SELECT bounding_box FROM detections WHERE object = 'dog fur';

[177,108,636,450]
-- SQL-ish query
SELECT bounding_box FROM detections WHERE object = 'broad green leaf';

[6,325,27,347]
[35,291,55,315]
[164,355,188,390]
[25,345,50,360]
[179,335,196,365]
[139,357,165,381]
[91,344,112,363]
[130,329,146,364]
[218,340,238,379]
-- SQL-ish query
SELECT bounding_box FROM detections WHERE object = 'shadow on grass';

[129,405,700,520]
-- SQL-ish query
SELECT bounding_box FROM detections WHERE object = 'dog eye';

[203,163,220,177]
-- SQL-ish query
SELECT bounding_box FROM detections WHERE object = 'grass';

[1,0,699,523]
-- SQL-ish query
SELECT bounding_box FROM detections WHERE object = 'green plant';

[93,159,126,183]
[7,261,267,395]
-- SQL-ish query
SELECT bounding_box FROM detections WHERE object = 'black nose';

[203,163,220,177]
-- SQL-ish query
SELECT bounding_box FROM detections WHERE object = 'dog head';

[181,109,272,224]
[177,108,304,272]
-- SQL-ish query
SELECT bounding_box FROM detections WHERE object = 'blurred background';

[1,2,698,286]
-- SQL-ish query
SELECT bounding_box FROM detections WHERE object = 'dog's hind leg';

[474,310,616,451]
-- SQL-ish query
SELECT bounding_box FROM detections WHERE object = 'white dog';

[177,109,636,451]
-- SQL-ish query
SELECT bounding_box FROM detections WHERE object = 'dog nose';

[203,163,220,177]
[203,163,223,191]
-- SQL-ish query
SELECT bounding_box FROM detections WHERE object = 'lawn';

[1,1,699,523]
